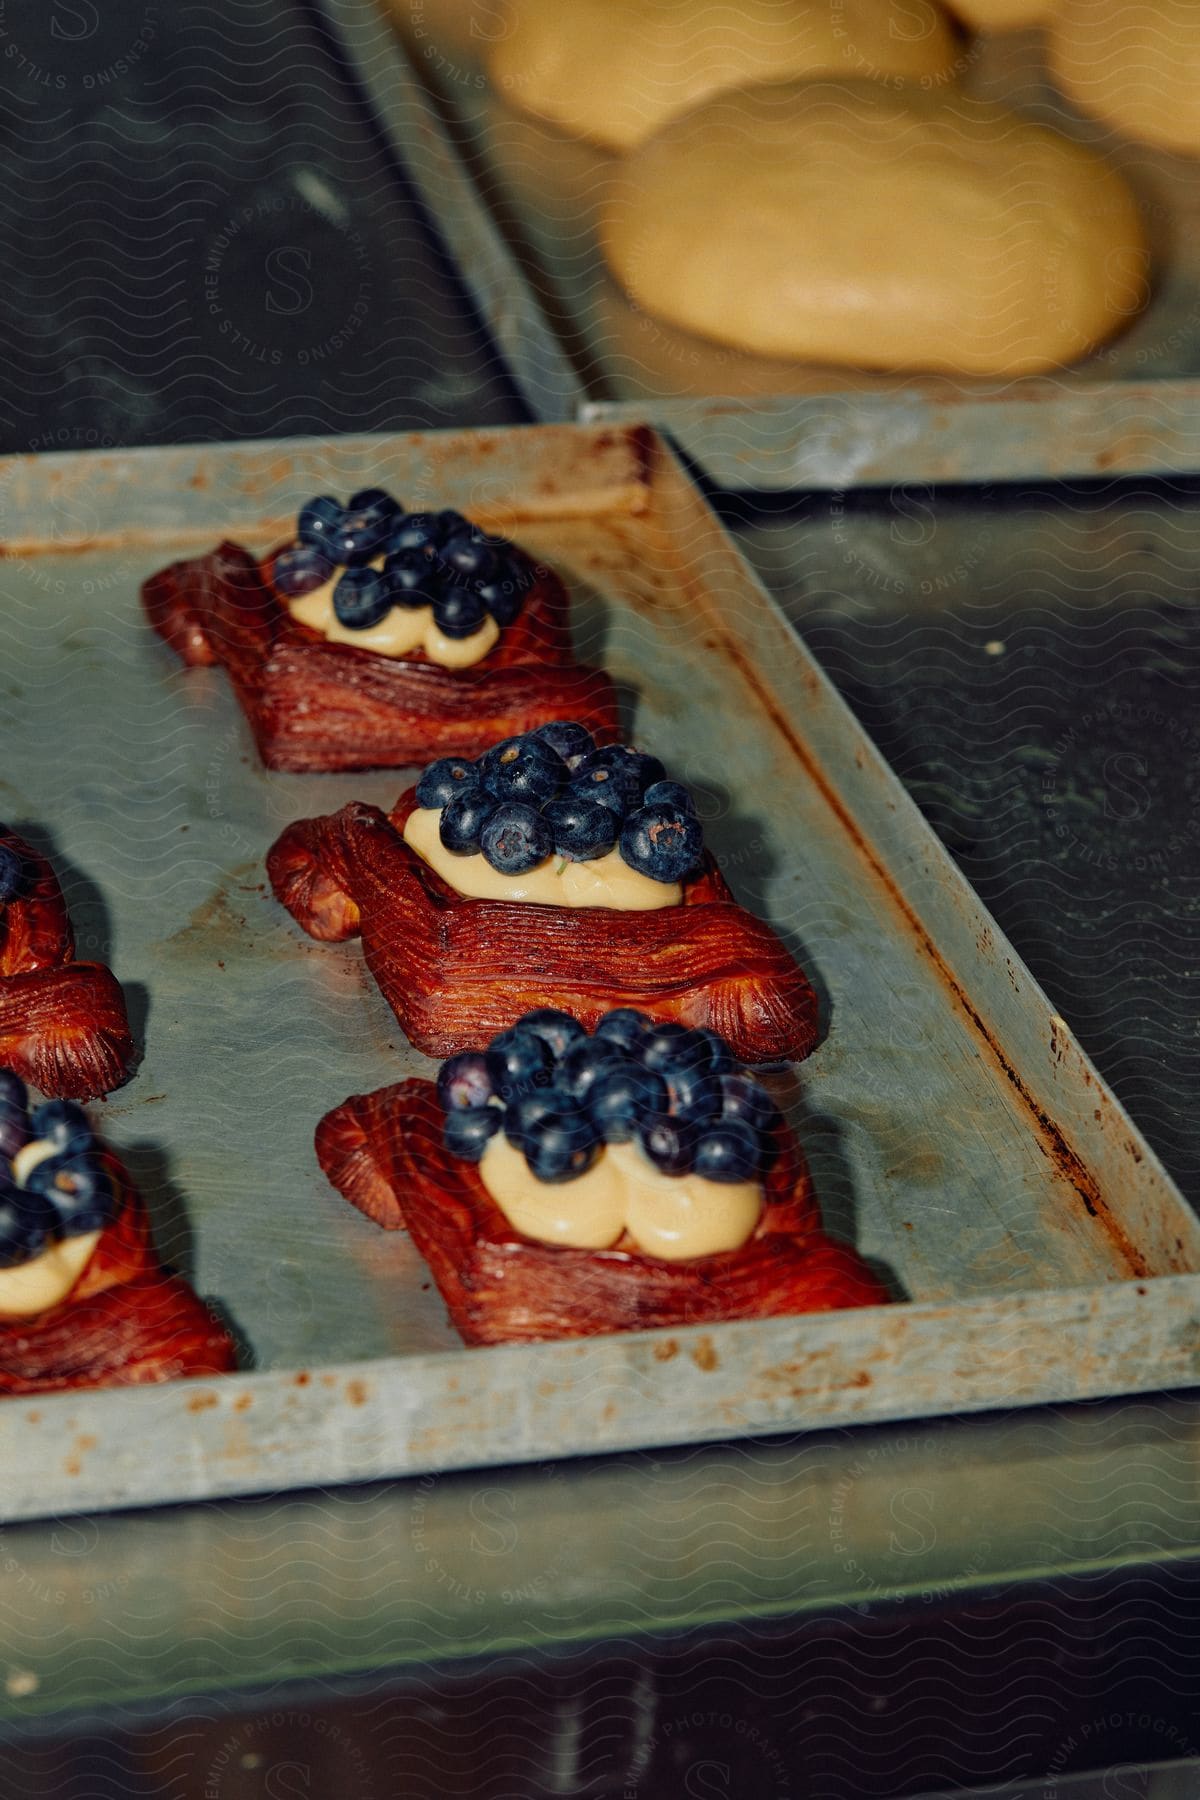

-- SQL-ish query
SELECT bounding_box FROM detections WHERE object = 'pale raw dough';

[1048,0,1200,156]
[947,0,1051,30]
[487,0,965,152]
[600,80,1148,374]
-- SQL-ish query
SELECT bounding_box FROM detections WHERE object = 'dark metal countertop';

[1,5,1199,1793]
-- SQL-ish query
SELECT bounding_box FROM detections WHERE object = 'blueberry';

[573,746,642,812]
[581,746,664,806]
[439,788,496,855]
[518,1008,587,1061]
[329,508,393,566]
[485,1027,555,1103]
[619,804,703,883]
[638,1112,698,1175]
[436,1051,495,1113]
[332,566,392,631]
[587,1063,669,1144]
[644,1027,722,1123]
[623,751,668,801]
[693,1118,761,1183]
[435,508,470,540]
[383,580,440,614]
[388,510,442,554]
[297,494,344,550]
[443,1105,502,1163]
[504,1089,563,1151]
[383,549,439,607]
[28,1151,117,1235]
[498,546,539,594]
[594,1008,651,1055]
[432,586,488,640]
[555,1037,627,1104]
[568,766,626,820]
[0,1071,27,1113]
[440,531,498,583]
[531,721,595,767]
[30,1100,93,1154]
[639,1022,697,1073]
[417,758,480,811]
[476,577,524,628]
[655,1028,717,1073]
[718,1073,778,1135]
[695,1028,735,1076]
[719,1065,784,1166]
[719,1075,783,1168]
[643,779,696,816]
[544,794,617,863]
[348,486,401,525]
[663,1061,723,1127]
[480,803,553,875]
[384,547,434,590]
[272,543,336,598]
[0,1097,29,1162]
[479,735,567,807]
[0,843,24,905]
[524,1109,600,1183]
[0,1176,55,1269]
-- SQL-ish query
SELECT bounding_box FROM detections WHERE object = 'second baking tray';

[321,0,1200,489]
[1,421,1198,1524]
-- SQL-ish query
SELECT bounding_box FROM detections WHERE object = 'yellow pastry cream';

[439,1008,780,1263]
[479,1133,762,1261]
[0,1137,101,1319]
[404,806,682,909]
[287,563,499,669]
[0,1227,101,1318]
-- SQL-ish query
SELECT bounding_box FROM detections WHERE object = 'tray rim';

[318,0,1200,490]
[0,419,1197,1524]
[5,1269,1200,1526]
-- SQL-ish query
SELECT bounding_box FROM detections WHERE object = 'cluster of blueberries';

[272,488,535,640]
[0,840,25,903]
[436,1008,782,1186]
[0,1074,117,1270]
[416,723,704,881]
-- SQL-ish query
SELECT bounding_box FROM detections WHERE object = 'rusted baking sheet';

[0,421,1197,1524]
[324,0,1200,489]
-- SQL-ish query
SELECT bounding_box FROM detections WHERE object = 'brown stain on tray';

[63,1433,97,1478]
[166,861,265,954]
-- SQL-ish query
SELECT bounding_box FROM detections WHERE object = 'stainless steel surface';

[325,0,1200,488]
[0,0,523,458]
[1,422,1196,1526]
[729,476,1200,1207]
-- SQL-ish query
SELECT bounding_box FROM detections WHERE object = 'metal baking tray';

[1,420,1198,1526]
[320,0,1200,489]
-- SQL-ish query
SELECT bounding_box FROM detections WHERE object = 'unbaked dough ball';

[947,0,1051,29]
[1049,0,1200,155]
[487,0,964,153]
[600,81,1148,375]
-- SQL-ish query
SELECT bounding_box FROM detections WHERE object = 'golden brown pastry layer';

[268,790,820,1064]
[143,541,619,772]
[317,1078,887,1346]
